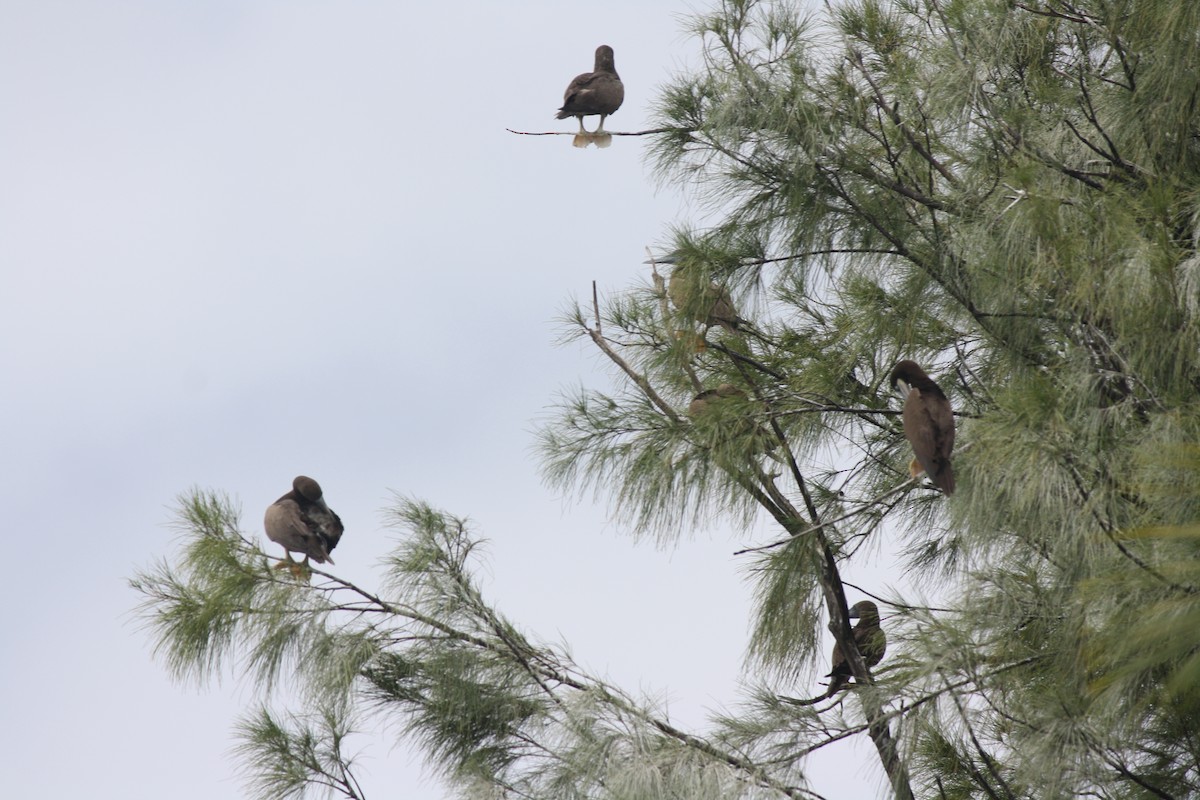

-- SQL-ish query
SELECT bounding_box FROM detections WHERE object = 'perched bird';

[556,45,624,136]
[668,269,745,333]
[264,475,344,576]
[824,600,887,698]
[889,360,956,495]
[688,383,746,453]
[687,383,746,416]
[688,384,779,462]
[783,600,887,706]
[645,249,748,338]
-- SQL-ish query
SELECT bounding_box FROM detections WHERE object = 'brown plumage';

[687,383,746,416]
[824,600,887,697]
[264,475,344,570]
[667,269,745,333]
[889,360,956,495]
[556,45,624,135]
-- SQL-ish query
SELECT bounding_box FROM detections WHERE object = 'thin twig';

[584,323,680,421]
[941,672,1018,800]
[505,127,683,137]
[841,581,957,614]
[788,657,1042,760]
[733,476,921,555]
[708,340,786,380]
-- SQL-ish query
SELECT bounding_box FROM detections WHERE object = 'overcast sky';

[0,2,901,797]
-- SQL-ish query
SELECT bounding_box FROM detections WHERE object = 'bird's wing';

[707,285,742,329]
[265,500,329,561]
[561,72,601,105]
[855,624,887,667]
[823,642,852,698]
[561,73,623,114]
[929,392,955,458]
[314,508,344,554]
[669,273,741,329]
[902,387,944,479]
[827,640,848,677]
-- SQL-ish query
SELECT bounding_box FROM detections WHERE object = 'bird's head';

[293,475,324,502]
[644,253,678,267]
[889,360,931,399]
[848,600,880,624]
[688,383,745,417]
[595,45,616,71]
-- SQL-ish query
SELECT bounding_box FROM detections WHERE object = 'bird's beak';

[848,608,861,620]
[894,379,912,400]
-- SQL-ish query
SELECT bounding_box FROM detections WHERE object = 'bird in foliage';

[687,383,746,416]
[668,269,746,333]
[688,383,781,463]
[264,475,344,578]
[824,600,887,697]
[889,360,956,495]
[645,250,750,345]
[788,600,887,706]
[556,45,624,146]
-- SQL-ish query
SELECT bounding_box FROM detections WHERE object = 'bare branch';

[505,127,685,137]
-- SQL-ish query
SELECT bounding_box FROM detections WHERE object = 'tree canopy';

[133,1,1200,798]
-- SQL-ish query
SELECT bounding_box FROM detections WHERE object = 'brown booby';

[823,600,887,697]
[556,45,624,137]
[889,360,955,494]
[645,249,747,337]
[687,383,746,416]
[264,475,344,576]
[668,270,745,333]
[687,383,780,461]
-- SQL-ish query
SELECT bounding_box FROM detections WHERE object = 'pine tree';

[132,2,1200,797]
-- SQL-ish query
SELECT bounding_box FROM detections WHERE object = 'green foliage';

[130,491,377,707]
[135,1,1200,798]
[134,493,820,799]
[745,540,826,680]
[554,0,1200,795]
[235,707,366,800]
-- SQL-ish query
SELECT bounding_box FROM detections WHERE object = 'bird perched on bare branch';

[787,600,887,706]
[264,475,344,577]
[556,45,624,145]
[889,360,956,494]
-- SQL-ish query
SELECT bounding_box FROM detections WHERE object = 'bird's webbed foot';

[273,554,312,581]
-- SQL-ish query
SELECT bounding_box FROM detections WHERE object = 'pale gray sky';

[0,2,894,797]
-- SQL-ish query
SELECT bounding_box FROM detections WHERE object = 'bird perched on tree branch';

[645,249,757,350]
[824,600,886,696]
[264,475,344,578]
[687,383,779,462]
[787,600,887,706]
[687,383,746,416]
[889,360,956,495]
[556,45,624,147]
[667,268,747,333]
